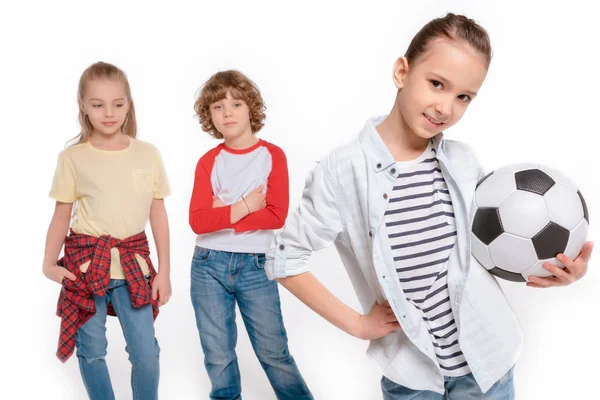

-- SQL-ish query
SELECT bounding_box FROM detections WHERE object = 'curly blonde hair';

[194,70,266,139]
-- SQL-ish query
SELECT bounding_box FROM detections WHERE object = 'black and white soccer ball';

[470,163,589,282]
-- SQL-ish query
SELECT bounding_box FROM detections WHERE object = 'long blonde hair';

[70,62,137,145]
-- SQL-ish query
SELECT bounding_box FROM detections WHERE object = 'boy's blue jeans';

[190,247,313,400]
[75,278,160,400]
[381,368,515,399]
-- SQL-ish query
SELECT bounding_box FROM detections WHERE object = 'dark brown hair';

[194,70,266,139]
[405,13,492,66]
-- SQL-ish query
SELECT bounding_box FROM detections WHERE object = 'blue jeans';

[190,247,313,400]
[381,368,515,399]
[75,278,160,400]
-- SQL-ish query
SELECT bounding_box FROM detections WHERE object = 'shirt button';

[279,244,285,250]
[368,230,373,237]
[390,168,396,175]
[376,163,382,168]
[383,193,388,200]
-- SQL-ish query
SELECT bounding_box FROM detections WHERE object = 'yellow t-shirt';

[49,138,170,278]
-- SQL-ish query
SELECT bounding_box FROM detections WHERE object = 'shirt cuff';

[265,238,311,280]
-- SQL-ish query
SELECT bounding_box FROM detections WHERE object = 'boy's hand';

[244,185,267,213]
[355,301,401,340]
[527,241,593,288]
[152,271,172,306]
[212,196,225,208]
[43,264,76,284]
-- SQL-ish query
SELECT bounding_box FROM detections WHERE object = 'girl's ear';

[392,56,410,89]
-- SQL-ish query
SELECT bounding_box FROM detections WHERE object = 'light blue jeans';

[381,368,515,399]
[75,278,160,400]
[190,247,313,400]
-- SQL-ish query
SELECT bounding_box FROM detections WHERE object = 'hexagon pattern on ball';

[470,233,496,270]
[515,169,555,195]
[498,190,549,238]
[532,222,570,260]
[522,258,562,281]
[544,183,584,231]
[475,168,517,208]
[470,163,589,282]
[472,208,503,245]
[488,233,538,274]
[488,267,526,282]
[476,171,494,190]
[537,165,579,192]
[577,191,589,223]
[562,219,589,262]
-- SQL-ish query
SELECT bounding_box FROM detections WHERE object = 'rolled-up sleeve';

[265,159,344,279]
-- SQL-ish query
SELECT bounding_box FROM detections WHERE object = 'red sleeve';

[234,142,289,232]
[189,147,234,234]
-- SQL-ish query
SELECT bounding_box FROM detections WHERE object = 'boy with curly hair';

[188,70,313,400]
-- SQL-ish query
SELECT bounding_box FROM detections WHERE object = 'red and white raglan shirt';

[189,139,289,253]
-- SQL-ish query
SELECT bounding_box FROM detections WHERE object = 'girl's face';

[209,90,253,142]
[395,38,489,139]
[82,79,130,136]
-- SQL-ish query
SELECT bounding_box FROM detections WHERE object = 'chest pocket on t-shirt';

[132,169,153,193]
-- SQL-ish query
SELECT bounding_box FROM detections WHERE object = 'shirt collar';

[358,115,444,173]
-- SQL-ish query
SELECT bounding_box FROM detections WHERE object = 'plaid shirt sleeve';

[55,231,158,362]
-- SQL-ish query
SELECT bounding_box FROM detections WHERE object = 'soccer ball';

[470,163,589,282]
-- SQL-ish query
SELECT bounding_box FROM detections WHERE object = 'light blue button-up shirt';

[265,116,523,394]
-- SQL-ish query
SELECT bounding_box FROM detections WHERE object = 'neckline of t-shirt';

[86,136,134,154]
[220,138,263,154]
[395,140,433,168]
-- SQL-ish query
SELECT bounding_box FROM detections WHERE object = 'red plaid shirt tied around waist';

[55,229,159,362]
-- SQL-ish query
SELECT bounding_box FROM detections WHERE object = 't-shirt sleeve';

[234,143,289,232]
[49,151,77,203]
[189,148,234,234]
[153,149,171,199]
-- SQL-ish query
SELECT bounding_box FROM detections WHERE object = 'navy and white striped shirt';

[384,140,470,377]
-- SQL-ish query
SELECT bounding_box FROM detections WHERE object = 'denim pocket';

[193,246,214,263]
[253,253,266,269]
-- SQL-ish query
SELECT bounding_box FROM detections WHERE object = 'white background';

[1,0,599,399]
